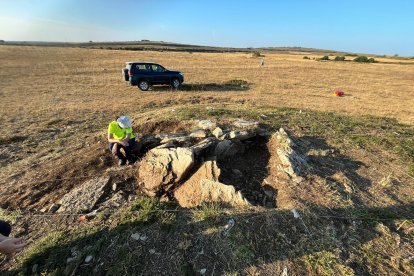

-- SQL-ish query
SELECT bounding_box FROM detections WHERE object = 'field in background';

[0,45,413,275]
[1,45,413,130]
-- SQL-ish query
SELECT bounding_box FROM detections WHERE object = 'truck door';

[150,64,169,84]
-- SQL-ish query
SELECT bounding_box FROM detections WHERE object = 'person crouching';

[107,116,136,166]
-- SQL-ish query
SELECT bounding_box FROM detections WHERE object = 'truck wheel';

[171,78,181,89]
[138,80,150,91]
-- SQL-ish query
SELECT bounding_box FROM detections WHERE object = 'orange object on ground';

[335,90,345,96]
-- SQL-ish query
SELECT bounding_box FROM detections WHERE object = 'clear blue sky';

[1,0,413,55]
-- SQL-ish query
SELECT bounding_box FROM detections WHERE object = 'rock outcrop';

[174,160,249,207]
[271,128,308,181]
[138,147,195,196]
[57,176,111,213]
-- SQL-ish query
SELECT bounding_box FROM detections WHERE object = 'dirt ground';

[0,46,413,275]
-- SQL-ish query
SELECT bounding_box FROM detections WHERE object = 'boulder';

[233,119,258,129]
[189,129,207,138]
[214,140,244,160]
[159,134,190,144]
[198,120,216,130]
[57,176,110,213]
[138,147,195,196]
[191,137,216,155]
[271,128,308,179]
[212,127,223,138]
[229,130,256,141]
[174,161,249,207]
[176,179,250,208]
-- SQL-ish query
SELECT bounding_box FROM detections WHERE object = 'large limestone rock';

[189,129,207,138]
[191,137,216,155]
[174,161,249,207]
[233,119,258,129]
[57,176,110,213]
[198,120,216,130]
[271,128,308,179]
[138,147,195,196]
[229,130,255,141]
[214,140,244,160]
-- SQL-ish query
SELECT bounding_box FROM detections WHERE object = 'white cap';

[117,116,131,129]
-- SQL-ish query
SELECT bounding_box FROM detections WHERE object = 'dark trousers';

[108,138,136,161]
[0,220,11,237]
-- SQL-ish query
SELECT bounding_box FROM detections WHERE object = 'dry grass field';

[1,45,413,127]
[0,45,413,275]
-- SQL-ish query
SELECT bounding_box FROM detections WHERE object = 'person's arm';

[107,133,128,146]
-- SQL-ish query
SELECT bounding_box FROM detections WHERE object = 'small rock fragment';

[212,127,223,138]
[67,257,76,263]
[85,255,93,263]
[291,209,300,218]
[32,264,38,274]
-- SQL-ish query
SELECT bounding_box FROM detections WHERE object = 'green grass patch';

[0,208,21,224]
[192,202,223,223]
[304,250,353,276]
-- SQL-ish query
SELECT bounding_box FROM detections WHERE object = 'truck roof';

[126,61,155,64]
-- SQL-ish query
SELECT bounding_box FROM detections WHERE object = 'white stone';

[212,127,223,138]
[233,119,258,129]
[198,120,216,130]
[189,129,207,138]
[85,255,93,263]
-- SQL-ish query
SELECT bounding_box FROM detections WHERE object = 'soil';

[218,136,275,207]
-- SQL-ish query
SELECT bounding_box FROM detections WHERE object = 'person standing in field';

[0,220,27,254]
[107,115,136,166]
[260,57,265,66]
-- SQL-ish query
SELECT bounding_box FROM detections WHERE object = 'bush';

[353,56,376,63]
[252,51,263,57]
[303,56,310,59]
[334,56,346,61]
[320,56,330,61]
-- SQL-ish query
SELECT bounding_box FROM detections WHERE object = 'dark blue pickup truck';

[122,61,184,91]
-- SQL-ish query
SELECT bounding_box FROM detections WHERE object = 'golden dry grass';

[1,45,413,132]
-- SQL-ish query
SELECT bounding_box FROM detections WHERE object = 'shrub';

[320,56,330,61]
[334,56,346,61]
[252,51,263,57]
[353,56,376,63]
[303,56,310,59]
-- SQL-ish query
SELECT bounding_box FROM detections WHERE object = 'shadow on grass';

[148,82,249,92]
[299,136,372,205]
[6,201,414,275]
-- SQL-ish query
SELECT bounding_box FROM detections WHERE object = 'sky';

[0,0,413,56]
